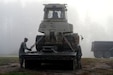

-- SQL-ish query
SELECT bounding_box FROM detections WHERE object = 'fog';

[0,0,113,57]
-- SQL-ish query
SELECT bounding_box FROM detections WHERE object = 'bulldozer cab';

[43,4,67,21]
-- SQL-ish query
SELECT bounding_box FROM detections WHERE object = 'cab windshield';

[45,9,65,19]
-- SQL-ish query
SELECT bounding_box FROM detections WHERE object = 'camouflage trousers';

[19,55,24,68]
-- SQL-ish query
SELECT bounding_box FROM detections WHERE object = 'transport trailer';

[91,41,113,58]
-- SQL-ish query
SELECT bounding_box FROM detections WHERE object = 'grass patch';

[3,72,30,75]
[82,58,113,64]
[0,57,19,66]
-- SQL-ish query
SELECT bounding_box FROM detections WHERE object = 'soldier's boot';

[20,58,24,68]
[77,60,82,69]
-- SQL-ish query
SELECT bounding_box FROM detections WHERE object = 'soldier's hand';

[29,49,32,51]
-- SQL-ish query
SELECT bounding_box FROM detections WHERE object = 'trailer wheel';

[94,51,103,58]
[36,35,44,52]
[103,51,111,58]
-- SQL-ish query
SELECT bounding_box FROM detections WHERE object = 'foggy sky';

[0,0,113,57]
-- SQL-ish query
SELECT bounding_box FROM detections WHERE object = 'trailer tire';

[103,51,111,58]
[94,51,103,58]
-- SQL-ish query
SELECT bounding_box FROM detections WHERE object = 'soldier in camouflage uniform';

[19,38,31,68]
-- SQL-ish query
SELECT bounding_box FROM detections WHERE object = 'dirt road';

[0,58,113,75]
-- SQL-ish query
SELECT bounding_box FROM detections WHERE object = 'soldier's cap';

[24,38,28,41]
